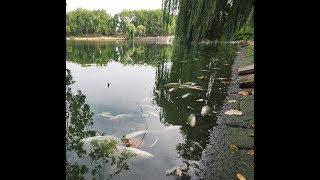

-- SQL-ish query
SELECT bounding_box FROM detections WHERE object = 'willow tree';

[163,0,254,44]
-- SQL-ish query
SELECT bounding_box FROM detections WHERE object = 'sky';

[66,0,163,15]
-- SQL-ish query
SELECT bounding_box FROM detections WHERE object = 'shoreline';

[66,36,174,44]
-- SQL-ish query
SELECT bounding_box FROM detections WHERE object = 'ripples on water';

[66,40,237,179]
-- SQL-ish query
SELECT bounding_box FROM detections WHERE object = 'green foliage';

[136,25,146,36]
[163,0,254,44]
[234,27,254,40]
[66,8,114,36]
[67,9,176,37]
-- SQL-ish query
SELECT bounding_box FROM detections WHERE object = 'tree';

[163,0,254,44]
[136,25,146,37]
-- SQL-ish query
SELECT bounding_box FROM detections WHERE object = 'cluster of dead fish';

[80,125,182,160]
[164,82,204,91]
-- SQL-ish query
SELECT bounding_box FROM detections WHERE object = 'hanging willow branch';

[163,0,254,44]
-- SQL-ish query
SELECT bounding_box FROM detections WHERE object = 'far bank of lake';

[66,36,174,44]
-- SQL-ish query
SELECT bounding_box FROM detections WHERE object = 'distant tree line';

[66,9,176,39]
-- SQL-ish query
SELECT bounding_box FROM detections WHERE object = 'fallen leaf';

[228,100,237,103]
[237,173,246,180]
[229,144,238,151]
[225,109,243,116]
[238,90,249,96]
[247,150,254,156]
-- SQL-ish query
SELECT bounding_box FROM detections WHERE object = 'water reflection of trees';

[66,69,134,179]
[154,43,237,161]
[66,41,173,67]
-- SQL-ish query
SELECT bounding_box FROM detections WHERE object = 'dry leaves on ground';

[236,173,246,180]
[229,144,238,151]
[225,109,243,116]
[238,90,250,96]
[247,150,254,156]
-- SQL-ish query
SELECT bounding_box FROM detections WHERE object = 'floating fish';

[196,99,204,102]
[110,114,136,120]
[161,125,182,132]
[168,88,176,92]
[117,146,154,159]
[184,82,195,85]
[201,105,211,116]
[124,130,148,139]
[97,112,113,118]
[179,84,204,91]
[187,114,196,127]
[182,93,192,98]
[217,77,227,80]
[81,135,120,143]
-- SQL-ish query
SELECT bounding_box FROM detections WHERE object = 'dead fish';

[201,105,211,116]
[81,135,120,143]
[110,114,136,120]
[201,70,209,72]
[117,146,153,159]
[182,93,192,98]
[161,125,182,132]
[97,112,113,118]
[179,84,204,91]
[168,88,176,92]
[187,114,196,127]
[197,76,205,79]
[196,99,204,102]
[184,82,195,85]
[217,77,227,80]
[124,130,148,139]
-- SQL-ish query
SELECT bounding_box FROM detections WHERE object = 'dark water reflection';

[66,41,237,179]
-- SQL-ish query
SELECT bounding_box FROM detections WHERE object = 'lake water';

[66,40,237,179]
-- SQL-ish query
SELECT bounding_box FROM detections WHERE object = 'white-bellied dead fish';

[81,135,121,143]
[217,77,227,80]
[161,125,182,132]
[184,82,195,85]
[201,105,211,116]
[196,99,204,102]
[187,114,196,127]
[97,112,113,118]
[110,114,136,120]
[117,146,154,159]
[182,93,192,99]
[179,84,204,91]
[168,88,176,92]
[124,130,149,139]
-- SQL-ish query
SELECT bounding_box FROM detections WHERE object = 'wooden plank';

[238,65,254,76]
[239,74,254,88]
